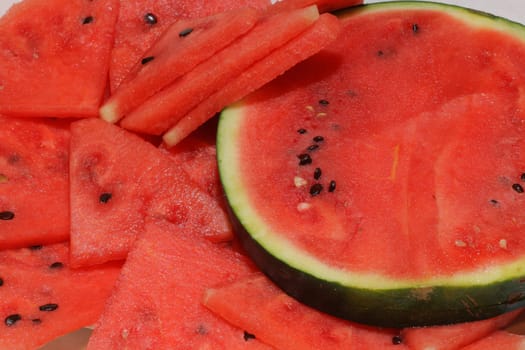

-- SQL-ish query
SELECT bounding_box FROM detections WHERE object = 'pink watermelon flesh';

[163,12,342,147]
[0,0,118,118]
[0,243,121,350]
[109,0,270,91]
[400,309,523,350]
[119,5,321,135]
[87,219,272,350]
[231,7,525,279]
[0,116,70,249]
[203,272,409,349]
[460,331,525,350]
[100,7,260,124]
[69,118,230,267]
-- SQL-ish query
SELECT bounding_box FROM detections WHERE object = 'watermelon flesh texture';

[0,116,70,249]
[69,118,231,267]
[0,243,121,350]
[87,219,273,350]
[460,331,525,350]
[109,0,270,91]
[119,5,321,135]
[100,7,260,124]
[163,12,342,147]
[203,272,409,350]
[0,0,118,118]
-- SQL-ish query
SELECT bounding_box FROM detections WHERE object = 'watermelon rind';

[217,1,525,328]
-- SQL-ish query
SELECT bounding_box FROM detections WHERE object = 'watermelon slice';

[460,331,525,349]
[69,118,231,267]
[100,7,260,124]
[109,0,270,91]
[0,243,121,350]
[0,0,119,118]
[217,2,525,327]
[87,219,272,350]
[162,11,342,147]
[0,116,70,249]
[203,272,409,349]
[119,5,321,135]
[267,0,362,14]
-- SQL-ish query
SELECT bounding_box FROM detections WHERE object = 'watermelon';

[460,331,525,350]
[0,0,119,118]
[119,5,321,135]
[217,1,525,327]
[203,272,409,349]
[266,0,362,14]
[0,243,121,350]
[0,116,70,249]
[87,219,272,350]
[100,7,260,124]
[69,118,231,267]
[163,11,342,147]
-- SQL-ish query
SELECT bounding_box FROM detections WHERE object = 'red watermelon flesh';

[267,0,362,14]
[0,243,121,350]
[203,272,409,349]
[100,7,260,124]
[109,0,271,92]
[0,116,70,250]
[0,0,119,118]
[400,309,523,350]
[460,331,525,350]
[163,12,342,147]
[69,118,231,267]
[87,219,273,350]
[119,5,321,135]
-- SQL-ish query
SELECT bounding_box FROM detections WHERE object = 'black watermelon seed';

[307,144,319,152]
[141,56,155,65]
[82,16,94,25]
[243,331,256,341]
[5,314,21,327]
[0,278,3,287]
[328,180,336,192]
[49,262,64,269]
[377,50,384,57]
[412,23,419,33]
[179,28,194,37]
[0,211,14,220]
[314,168,322,180]
[99,192,112,203]
[39,303,59,312]
[392,335,403,345]
[297,128,307,134]
[318,99,329,106]
[297,154,312,166]
[29,245,43,250]
[489,199,500,206]
[144,13,158,25]
[512,183,524,193]
[521,173,525,182]
[32,319,42,325]
[313,136,324,143]
[310,183,323,196]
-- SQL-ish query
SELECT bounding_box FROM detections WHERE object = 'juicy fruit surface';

[221,6,525,280]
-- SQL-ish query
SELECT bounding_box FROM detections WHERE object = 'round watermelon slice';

[217,2,525,327]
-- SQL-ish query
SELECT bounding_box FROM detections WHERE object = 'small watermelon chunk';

[119,5,321,135]
[100,7,260,124]
[203,273,409,350]
[0,116,70,249]
[0,0,119,118]
[0,243,121,350]
[460,331,525,349]
[87,219,272,350]
[163,12,342,147]
[69,118,231,267]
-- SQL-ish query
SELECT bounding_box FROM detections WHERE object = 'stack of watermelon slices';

[1,0,525,349]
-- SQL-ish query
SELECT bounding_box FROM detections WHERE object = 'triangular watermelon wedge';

[87,219,272,350]
[0,243,121,350]
[100,7,260,124]
[69,118,231,267]
[0,116,70,249]
[0,0,119,118]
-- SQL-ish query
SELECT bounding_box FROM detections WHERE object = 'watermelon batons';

[119,5,321,135]
[163,12,342,147]
[0,116,70,250]
[0,243,121,350]
[100,7,260,124]
[87,220,273,350]
[0,0,118,118]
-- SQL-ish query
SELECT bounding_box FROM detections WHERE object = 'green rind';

[217,1,525,327]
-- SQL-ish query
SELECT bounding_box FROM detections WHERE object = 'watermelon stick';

[119,5,321,135]
[100,7,260,124]
[162,12,342,147]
